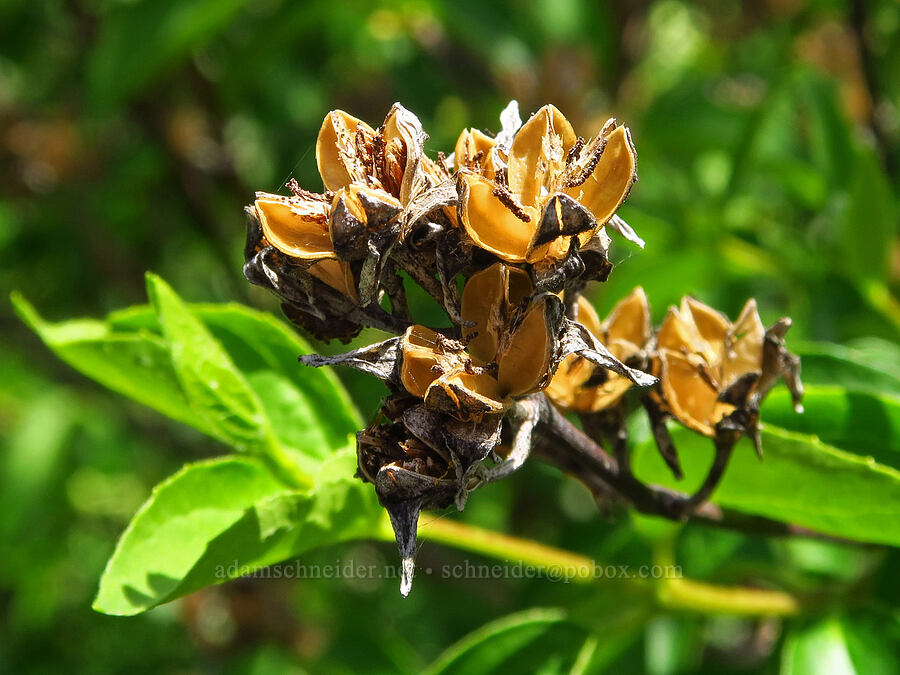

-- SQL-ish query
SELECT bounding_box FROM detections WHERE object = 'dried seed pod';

[460,263,532,362]
[495,297,560,397]
[399,325,466,397]
[329,184,402,260]
[654,297,800,441]
[455,104,639,267]
[457,170,541,263]
[381,103,442,205]
[356,398,458,596]
[391,264,566,421]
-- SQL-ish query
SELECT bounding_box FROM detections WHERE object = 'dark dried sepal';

[300,336,402,385]
[640,395,682,479]
[556,319,658,387]
[329,189,402,261]
[402,405,502,473]
[533,193,597,248]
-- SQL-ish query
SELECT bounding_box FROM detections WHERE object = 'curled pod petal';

[460,262,533,364]
[454,128,498,178]
[457,172,540,263]
[316,110,377,191]
[381,103,429,204]
[496,295,562,398]
[722,298,765,390]
[399,325,464,398]
[306,259,359,302]
[603,286,651,353]
[508,104,577,207]
[658,350,735,437]
[254,192,333,259]
[564,125,636,226]
[682,297,729,361]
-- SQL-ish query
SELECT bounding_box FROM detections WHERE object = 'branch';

[520,393,855,543]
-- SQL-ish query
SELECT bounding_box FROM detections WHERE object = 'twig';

[519,394,856,543]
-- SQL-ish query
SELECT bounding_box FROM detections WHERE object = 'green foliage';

[634,426,900,546]
[95,448,382,616]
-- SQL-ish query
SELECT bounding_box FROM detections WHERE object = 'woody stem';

[681,436,736,514]
[522,394,853,542]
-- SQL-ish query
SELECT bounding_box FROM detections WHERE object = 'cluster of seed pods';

[243,102,802,595]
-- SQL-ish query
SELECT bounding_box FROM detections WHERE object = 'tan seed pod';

[658,350,735,437]
[460,263,532,363]
[496,296,557,397]
[546,288,651,413]
[655,296,769,436]
[400,326,463,398]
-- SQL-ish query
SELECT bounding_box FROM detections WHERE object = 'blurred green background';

[2,0,898,672]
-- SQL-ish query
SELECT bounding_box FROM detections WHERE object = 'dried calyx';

[243,101,803,595]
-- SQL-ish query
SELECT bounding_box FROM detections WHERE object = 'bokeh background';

[2,0,899,672]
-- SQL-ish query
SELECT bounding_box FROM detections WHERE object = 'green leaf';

[94,447,382,615]
[632,426,900,546]
[781,616,896,675]
[839,146,896,285]
[109,302,362,446]
[145,273,271,453]
[93,455,285,615]
[794,343,900,398]
[762,386,900,469]
[11,292,209,433]
[86,0,248,110]
[422,608,568,675]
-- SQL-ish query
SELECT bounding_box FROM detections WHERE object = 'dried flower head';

[457,105,638,264]
[399,263,563,421]
[654,297,802,446]
[242,100,802,595]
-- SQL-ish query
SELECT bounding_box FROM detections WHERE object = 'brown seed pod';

[455,105,639,266]
[655,297,770,437]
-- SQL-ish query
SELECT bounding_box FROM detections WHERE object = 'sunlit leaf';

[632,426,900,546]
[94,447,381,615]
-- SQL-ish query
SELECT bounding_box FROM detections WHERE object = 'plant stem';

[410,515,805,616]
[657,578,802,616]
[682,436,735,514]
[419,517,596,581]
